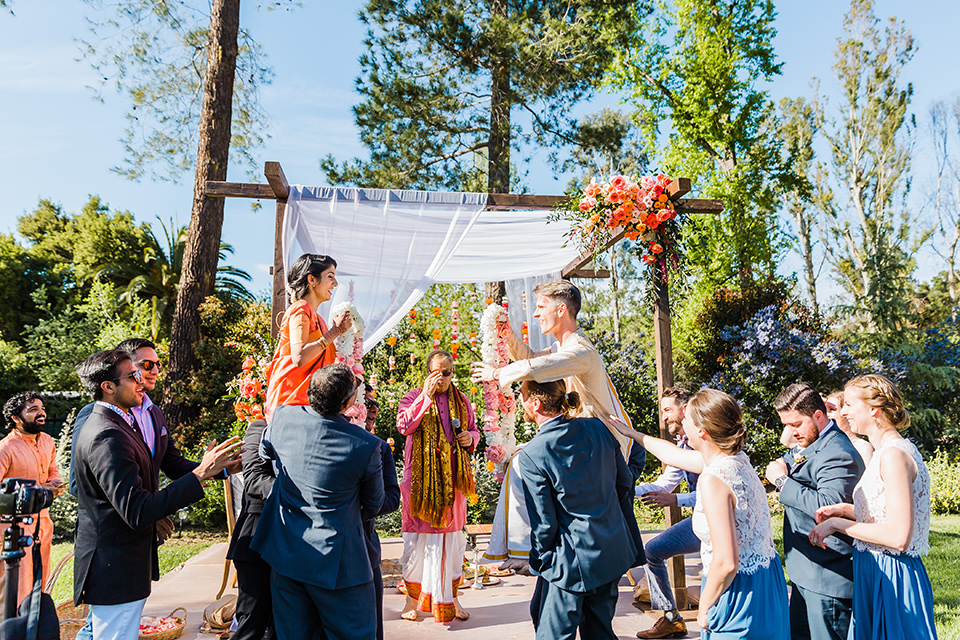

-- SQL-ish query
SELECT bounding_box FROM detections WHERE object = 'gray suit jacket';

[251,405,384,590]
[779,422,864,598]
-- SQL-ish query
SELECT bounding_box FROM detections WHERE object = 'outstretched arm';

[608,416,704,474]
[696,473,738,632]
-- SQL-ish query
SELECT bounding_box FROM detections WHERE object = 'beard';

[19,419,44,434]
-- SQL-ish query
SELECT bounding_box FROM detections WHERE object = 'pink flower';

[585,181,601,198]
[241,356,256,373]
[610,175,627,190]
[484,409,499,423]
[657,174,672,188]
[486,444,506,463]
[641,176,656,190]
[579,200,592,212]
[239,378,261,400]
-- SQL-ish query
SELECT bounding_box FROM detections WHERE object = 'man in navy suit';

[765,382,865,640]
[517,379,643,640]
[252,363,385,640]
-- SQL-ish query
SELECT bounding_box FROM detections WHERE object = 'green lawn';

[46,530,227,606]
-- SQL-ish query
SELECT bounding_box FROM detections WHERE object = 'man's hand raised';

[191,437,242,482]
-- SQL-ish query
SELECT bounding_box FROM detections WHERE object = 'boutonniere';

[794,452,807,465]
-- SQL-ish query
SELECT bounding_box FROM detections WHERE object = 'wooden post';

[653,261,688,610]
[265,162,290,338]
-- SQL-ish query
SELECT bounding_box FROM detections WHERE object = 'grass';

[46,529,227,606]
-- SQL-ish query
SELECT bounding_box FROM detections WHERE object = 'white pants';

[90,598,147,640]
[401,532,466,622]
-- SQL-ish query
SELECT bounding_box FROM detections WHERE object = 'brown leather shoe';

[636,615,687,639]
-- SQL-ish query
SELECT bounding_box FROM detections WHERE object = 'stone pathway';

[142,533,703,639]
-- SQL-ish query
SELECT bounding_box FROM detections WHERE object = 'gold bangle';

[316,336,328,350]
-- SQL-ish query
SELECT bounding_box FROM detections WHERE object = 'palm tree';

[95,219,254,338]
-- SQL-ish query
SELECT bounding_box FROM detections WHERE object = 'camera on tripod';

[0,478,53,519]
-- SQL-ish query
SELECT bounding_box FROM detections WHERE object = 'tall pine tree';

[322,0,648,194]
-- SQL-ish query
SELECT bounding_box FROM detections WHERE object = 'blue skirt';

[703,556,790,639]
[851,549,937,640]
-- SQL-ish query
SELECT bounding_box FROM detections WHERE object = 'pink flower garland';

[480,303,516,481]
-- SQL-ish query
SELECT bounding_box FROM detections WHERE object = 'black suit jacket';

[227,420,276,564]
[70,399,199,497]
[363,438,401,569]
[73,403,205,605]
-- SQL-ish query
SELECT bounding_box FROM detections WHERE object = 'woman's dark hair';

[76,350,132,400]
[287,254,337,301]
[687,388,747,455]
[308,363,358,416]
[523,379,581,419]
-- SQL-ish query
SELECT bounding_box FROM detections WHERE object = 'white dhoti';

[401,532,466,623]
[482,446,531,563]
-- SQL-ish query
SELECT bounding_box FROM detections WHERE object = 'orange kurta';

[264,299,337,421]
[0,430,60,604]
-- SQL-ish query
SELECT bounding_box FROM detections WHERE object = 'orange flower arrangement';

[560,173,680,268]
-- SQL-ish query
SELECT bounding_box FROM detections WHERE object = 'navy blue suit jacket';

[779,422,864,598]
[251,405,384,590]
[518,415,642,593]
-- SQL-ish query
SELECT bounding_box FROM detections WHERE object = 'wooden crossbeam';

[567,269,611,279]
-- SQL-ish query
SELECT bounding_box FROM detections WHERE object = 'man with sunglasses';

[73,349,239,640]
[397,349,479,623]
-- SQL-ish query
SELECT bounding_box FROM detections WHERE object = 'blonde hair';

[826,390,849,430]
[844,374,910,431]
[687,389,746,455]
[533,280,581,318]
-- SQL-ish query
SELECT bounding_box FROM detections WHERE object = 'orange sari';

[263,300,337,421]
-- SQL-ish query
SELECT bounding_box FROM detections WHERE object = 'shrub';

[928,451,960,515]
[50,410,78,541]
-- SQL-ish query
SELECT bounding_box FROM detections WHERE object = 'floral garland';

[231,355,268,423]
[562,173,679,267]
[331,301,367,426]
[479,302,516,481]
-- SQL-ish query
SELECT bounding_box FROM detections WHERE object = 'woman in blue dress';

[810,374,937,640]
[612,389,790,639]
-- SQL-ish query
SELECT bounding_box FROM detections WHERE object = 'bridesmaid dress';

[693,451,790,639]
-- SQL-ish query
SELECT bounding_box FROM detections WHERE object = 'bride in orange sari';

[264,254,353,421]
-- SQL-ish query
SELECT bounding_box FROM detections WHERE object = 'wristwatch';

[774,475,787,491]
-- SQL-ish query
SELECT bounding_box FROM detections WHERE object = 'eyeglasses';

[430,369,453,377]
[112,370,144,385]
[137,359,162,372]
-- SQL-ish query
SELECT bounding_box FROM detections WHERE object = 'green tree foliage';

[778,97,821,315]
[97,220,253,339]
[78,0,275,181]
[322,0,648,192]
[23,281,154,391]
[610,0,790,298]
[928,97,960,308]
[816,0,929,335]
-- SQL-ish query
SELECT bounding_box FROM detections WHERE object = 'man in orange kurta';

[0,392,64,604]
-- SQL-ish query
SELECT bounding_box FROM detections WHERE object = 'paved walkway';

[142,533,703,639]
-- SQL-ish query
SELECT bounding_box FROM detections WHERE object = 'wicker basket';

[50,551,87,640]
[139,607,187,640]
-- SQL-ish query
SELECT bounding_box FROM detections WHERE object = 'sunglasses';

[431,369,453,377]
[137,359,163,372]
[112,370,144,385]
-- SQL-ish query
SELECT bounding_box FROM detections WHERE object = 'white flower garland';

[479,303,516,480]
[331,301,367,426]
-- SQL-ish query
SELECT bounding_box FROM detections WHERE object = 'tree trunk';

[793,205,819,316]
[163,0,240,426]
[610,245,621,341]
[485,0,510,306]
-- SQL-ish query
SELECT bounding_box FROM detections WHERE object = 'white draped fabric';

[282,186,580,352]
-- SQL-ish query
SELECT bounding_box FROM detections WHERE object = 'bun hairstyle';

[844,374,910,432]
[287,254,337,301]
[524,379,582,419]
[687,389,747,455]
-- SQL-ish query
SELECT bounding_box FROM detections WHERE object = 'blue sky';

[1,1,957,299]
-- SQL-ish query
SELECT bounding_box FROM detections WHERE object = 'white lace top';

[692,451,776,575]
[852,438,930,556]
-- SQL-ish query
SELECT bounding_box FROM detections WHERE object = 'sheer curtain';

[282,186,580,352]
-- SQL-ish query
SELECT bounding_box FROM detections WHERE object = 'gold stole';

[409,387,476,528]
